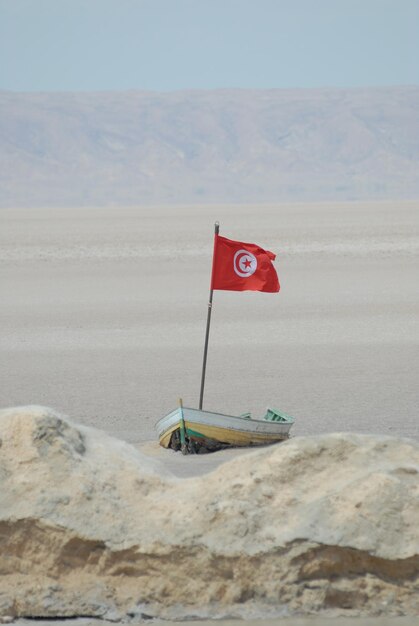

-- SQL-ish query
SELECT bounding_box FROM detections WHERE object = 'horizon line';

[1,83,419,96]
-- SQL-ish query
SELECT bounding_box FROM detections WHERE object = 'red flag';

[211,235,280,292]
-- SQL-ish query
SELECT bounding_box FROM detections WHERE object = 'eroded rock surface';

[0,406,418,620]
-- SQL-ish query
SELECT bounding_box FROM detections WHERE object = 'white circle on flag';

[233,250,257,278]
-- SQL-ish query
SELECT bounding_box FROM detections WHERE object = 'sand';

[1,406,418,620]
[1,201,417,453]
[1,202,418,624]
[8,618,419,626]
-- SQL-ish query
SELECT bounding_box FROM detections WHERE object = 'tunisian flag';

[211,234,280,293]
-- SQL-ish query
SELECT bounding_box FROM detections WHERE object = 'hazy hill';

[1,86,418,207]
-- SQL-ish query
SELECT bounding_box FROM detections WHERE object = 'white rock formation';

[0,405,418,620]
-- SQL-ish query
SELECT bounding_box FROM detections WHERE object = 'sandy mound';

[0,406,418,621]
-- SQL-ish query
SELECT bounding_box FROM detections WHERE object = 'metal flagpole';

[199,221,219,410]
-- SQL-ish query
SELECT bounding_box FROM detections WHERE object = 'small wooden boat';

[156,405,294,454]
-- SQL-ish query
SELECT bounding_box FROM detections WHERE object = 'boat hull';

[156,407,293,452]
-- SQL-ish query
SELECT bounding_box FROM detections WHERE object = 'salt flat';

[0,201,418,449]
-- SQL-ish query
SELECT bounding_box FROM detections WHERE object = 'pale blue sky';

[1,0,418,92]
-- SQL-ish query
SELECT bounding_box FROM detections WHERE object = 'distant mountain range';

[1,86,418,207]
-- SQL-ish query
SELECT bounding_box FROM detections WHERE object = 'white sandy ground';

[0,201,418,457]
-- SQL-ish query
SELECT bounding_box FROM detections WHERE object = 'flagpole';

[199,221,219,410]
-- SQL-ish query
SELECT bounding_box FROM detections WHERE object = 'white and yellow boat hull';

[156,406,293,452]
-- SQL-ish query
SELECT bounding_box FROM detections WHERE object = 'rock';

[0,405,418,620]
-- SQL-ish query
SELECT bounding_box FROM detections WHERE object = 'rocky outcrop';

[0,406,418,620]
